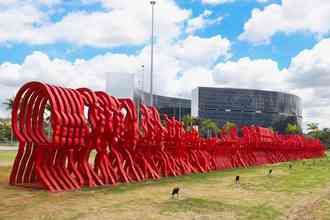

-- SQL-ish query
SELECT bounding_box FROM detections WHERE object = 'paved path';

[0,145,18,151]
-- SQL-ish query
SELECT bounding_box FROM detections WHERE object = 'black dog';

[268,169,273,176]
[235,175,240,184]
[171,187,180,199]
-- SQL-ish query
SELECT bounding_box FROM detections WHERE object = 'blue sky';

[0,0,329,128]
[0,0,317,68]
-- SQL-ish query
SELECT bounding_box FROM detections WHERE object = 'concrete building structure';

[106,73,302,132]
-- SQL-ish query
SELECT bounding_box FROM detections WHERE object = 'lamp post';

[141,64,145,91]
[149,0,156,106]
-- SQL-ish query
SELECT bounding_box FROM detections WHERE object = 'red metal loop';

[9,81,326,192]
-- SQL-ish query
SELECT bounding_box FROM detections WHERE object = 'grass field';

[0,151,330,220]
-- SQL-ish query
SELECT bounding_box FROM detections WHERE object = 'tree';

[322,128,330,133]
[222,121,236,134]
[307,125,330,149]
[285,123,301,134]
[182,115,195,131]
[3,97,14,111]
[319,128,330,149]
[201,118,219,138]
[0,119,11,143]
[306,122,322,139]
[306,123,319,133]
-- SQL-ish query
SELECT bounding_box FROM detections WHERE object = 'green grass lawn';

[0,151,16,166]
[0,151,330,219]
[0,143,18,146]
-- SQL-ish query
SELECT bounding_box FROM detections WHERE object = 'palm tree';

[3,97,14,111]
[202,118,219,138]
[182,115,195,131]
[306,123,319,133]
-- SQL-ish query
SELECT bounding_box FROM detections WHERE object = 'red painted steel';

[9,82,326,192]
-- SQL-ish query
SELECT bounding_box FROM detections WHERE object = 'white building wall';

[191,87,199,117]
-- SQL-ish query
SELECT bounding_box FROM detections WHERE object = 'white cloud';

[0,33,231,116]
[303,106,330,129]
[213,57,288,90]
[138,34,231,96]
[288,38,330,89]
[0,0,191,47]
[240,0,330,44]
[201,0,234,5]
[287,39,330,128]
[41,11,149,47]
[173,35,231,68]
[174,67,215,96]
[0,51,142,118]
[0,0,62,7]
[138,44,181,96]
[1,51,141,89]
[0,0,18,6]
[142,34,231,96]
[0,4,48,43]
[186,10,223,34]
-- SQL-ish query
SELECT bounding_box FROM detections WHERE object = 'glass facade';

[135,87,302,133]
[136,90,191,121]
[192,87,302,132]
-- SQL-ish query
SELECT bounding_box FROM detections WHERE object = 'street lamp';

[149,1,156,106]
[141,64,145,91]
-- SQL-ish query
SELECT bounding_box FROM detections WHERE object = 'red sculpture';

[9,82,326,192]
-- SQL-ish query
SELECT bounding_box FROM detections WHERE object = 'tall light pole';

[137,65,145,123]
[141,64,145,91]
[149,1,156,106]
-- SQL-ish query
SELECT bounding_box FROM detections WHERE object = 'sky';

[0,0,329,129]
